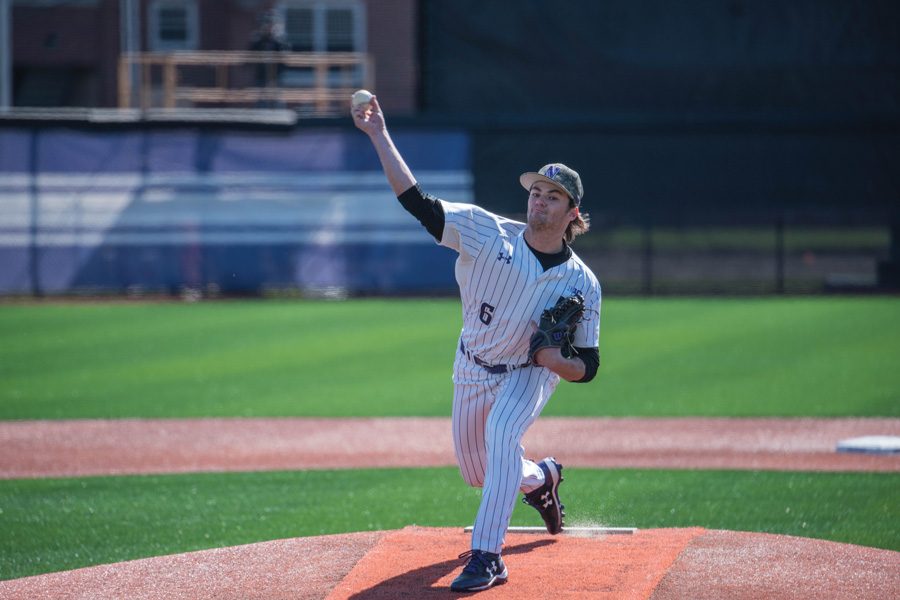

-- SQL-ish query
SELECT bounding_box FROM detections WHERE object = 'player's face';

[527,182,577,233]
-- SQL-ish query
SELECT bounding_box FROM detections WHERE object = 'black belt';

[459,340,531,374]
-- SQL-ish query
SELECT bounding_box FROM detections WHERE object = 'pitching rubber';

[464,525,637,535]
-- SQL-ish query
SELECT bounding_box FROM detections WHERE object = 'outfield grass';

[0,467,896,580]
[1,297,898,418]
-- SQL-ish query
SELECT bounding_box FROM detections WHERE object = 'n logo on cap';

[544,165,560,179]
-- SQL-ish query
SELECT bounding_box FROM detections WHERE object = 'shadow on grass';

[348,538,556,598]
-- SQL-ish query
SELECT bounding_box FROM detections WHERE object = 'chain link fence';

[571,215,894,296]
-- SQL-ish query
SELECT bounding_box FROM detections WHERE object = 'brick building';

[8,0,418,114]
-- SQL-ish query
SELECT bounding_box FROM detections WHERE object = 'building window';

[149,0,199,51]
[279,1,366,89]
[281,1,365,53]
[285,7,314,52]
[325,8,356,52]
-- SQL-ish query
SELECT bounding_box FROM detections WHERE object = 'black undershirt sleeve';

[397,184,445,242]
[572,346,600,383]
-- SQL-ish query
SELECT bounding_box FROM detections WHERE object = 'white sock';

[519,458,545,493]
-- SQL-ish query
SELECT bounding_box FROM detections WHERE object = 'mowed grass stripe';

[0,468,897,580]
[0,300,454,418]
[1,297,898,418]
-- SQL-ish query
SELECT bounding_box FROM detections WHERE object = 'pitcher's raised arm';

[350,94,416,196]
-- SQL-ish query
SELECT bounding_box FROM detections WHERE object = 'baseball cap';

[519,163,583,206]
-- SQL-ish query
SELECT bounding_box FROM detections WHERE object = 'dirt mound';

[2,527,896,599]
[328,526,702,599]
[0,531,385,600]
[653,529,900,600]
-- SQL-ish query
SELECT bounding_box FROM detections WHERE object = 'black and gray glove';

[529,293,585,363]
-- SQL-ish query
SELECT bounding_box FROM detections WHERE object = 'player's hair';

[565,199,590,243]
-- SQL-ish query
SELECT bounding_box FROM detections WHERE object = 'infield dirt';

[2,417,898,479]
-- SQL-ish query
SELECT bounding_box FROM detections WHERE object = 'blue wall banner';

[0,127,471,295]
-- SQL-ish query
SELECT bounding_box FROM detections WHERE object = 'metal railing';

[118,51,373,116]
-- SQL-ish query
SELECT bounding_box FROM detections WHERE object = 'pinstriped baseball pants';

[451,355,560,554]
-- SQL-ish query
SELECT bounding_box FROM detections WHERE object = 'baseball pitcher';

[352,94,601,593]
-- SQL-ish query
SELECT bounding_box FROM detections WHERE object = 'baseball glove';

[529,293,585,363]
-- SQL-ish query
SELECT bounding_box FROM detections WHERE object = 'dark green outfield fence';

[421,0,900,294]
[572,217,893,295]
[421,0,899,217]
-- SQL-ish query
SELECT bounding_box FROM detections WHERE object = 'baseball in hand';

[351,89,374,109]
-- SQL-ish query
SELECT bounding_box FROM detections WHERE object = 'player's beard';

[527,208,554,231]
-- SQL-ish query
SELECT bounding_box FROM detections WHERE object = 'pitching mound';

[2,527,896,600]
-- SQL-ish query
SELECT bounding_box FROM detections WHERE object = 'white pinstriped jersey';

[437,200,601,373]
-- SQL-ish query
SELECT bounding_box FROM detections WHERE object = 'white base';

[836,435,900,454]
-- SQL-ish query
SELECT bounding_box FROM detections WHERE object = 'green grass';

[588,297,900,417]
[0,300,453,418]
[1,297,898,418]
[0,467,896,580]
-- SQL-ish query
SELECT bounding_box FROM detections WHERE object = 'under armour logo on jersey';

[497,251,512,264]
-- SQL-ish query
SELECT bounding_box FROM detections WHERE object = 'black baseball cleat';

[450,549,508,592]
[522,457,565,534]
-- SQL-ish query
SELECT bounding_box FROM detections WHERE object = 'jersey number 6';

[479,302,495,325]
